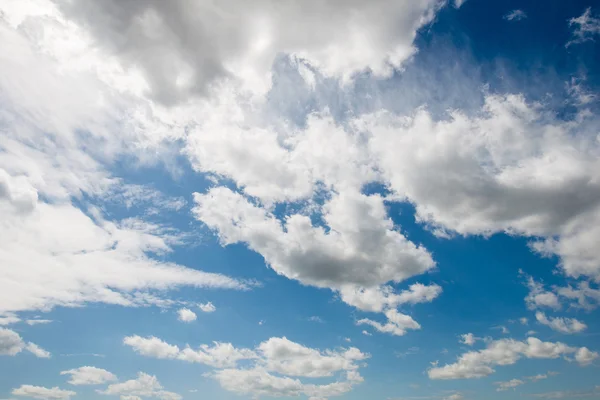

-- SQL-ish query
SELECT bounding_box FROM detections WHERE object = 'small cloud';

[198,302,216,313]
[493,325,510,334]
[519,317,528,325]
[362,330,372,336]
[307,316,324,323]
[344,337,351,343]
[25,319,53,326]
[258,320,265,326]
[396,346,420,358]
[453,0,467,8]
[567,7,600,46]
[177,308,197,323]
[504,9,527,21]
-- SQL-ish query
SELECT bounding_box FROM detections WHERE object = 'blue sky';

[1,1,600,400]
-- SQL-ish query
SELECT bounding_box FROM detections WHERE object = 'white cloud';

[460,333,477,346]
[524,276,562,311]
[519,317,529,325]
[25,319,53,326]
[49,0,442,103]
[126,334,368,398]
[258,337,368,378]
[568,8,600,46]
[99,372,181,400]
[0,328,50,358]
[453,0,467,9]
[574,347,598,366]
[555,282,600,311]
[25,342,51,358]
[504,10,527,21]
[198,302,216,313]
[177,308,197,323]
[428,337,593,379]
[123,336,180,360]
[535,312,587,334]
[362,331,372,337]
[339,283,442,313]
[12,385,75,400]
[533,387,600,399]
[0,313,20,326]
[495,379,525,391]
[357,309,421,336]
[60,366,117,385]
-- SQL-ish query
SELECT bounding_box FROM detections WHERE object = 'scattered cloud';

[60,366,117,385]
[495,379,525,391]
[198,302,216,313]
[99,372,181,400]
[504,9,527,21]
[535,312,587,334]
[12,385,75,400]
[568,8,600,46]
[428,337,595,379]
[0,328,50,358]
[177,308,197,323]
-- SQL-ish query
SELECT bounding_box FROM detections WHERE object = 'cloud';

[12,385,75,400]
[555,282,600,311]
[574,347,598,366]
[533,387,600,399]
[535,312,587,334]
[50,0,443,103]
[495,379,525,391]
[504,10,527,21]
[357,309,421,336]
[339,283,442,313]
[99,372,180,400]
[568,8,600,46]
[25,343,51,358]
[60,366,118,385]
[125,334,368,398]
[460,333,477,346]
[177,308,197,323]
[0,328,50,358]
[524,276,562,311]
[198,302,216,313]
[428,337,595,379]
[25,319,53,326]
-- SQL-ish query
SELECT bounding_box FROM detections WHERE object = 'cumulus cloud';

[198,302,216,313]
[339,283,442,313]
[460,333,478,346]
[12,385,75,399]
[0,328,50,358]
[357,309,421,336]
[125,334,368,398]
[99,372,181,400]
[177,308,197,323]
[574,347,599,366]
[535,312,587,334]
[60,366,118,385]
[428,337,595,379]
[50,0,442,103]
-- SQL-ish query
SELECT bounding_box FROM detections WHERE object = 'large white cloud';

[428,337,596,380]
[49,0,442,103]
[193,187,435,291]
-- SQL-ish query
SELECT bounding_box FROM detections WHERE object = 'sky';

[0,0,600,399]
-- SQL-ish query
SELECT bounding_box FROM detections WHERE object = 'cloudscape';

[1,0,599,399]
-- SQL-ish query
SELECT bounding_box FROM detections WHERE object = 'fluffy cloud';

[525,277,562,311]
[99,372,181,400]
[535,312,587,334]
[12,385,75,399]
[194,188,434,290]
[177,308,197,323]
[198,302,216,313]
[460,333,477,346]
[50,0,442,103]
[339,283,442,313]
[357,309,421,336]
[0,328,50,358]
[428,337,595,380]
[574,347,599,366]
[60,366,118,385]
[125,334,368,398]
